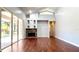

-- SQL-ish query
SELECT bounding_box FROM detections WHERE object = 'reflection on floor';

[2,37,79,52]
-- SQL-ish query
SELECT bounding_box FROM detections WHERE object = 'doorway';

[49,21,55,37]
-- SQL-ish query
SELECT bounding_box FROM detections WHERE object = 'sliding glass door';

[0,8,23,51]
[19,19,23,40]
[1,9,11,49]
[13,15,18,43]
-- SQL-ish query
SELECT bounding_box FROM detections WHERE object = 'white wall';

[37,21,49,37]
[55,7,79,46]
[28,13,53,20]
[22,19,27,38]
[30,13,38,20]
[38,15,53,20]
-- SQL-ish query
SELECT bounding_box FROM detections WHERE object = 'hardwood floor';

[2,37,79,52]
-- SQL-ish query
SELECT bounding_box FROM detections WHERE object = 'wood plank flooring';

[2,37,79,52]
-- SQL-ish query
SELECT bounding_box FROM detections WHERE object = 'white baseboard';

[37,36,49,38]
[55,36,79,47]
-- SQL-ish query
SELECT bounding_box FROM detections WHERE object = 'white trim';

[55,36,79,47]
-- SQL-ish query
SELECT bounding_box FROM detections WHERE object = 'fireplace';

[28,33,36,37]
[26,28,37,37]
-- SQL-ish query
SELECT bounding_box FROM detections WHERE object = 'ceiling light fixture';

[28,10,32,14]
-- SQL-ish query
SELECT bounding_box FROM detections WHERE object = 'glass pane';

[19,19,23,40]
[13,15,17,43]
[1,9,11,49]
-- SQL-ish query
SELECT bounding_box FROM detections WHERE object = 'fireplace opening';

[28,33,36,37]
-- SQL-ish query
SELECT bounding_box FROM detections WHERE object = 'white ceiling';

[5,7,26,20]
[19,7,58,14]
[5,7,59,20]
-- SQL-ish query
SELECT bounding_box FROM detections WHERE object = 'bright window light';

[2,11,11,17]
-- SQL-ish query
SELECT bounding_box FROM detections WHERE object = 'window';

[1,9,11,49]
